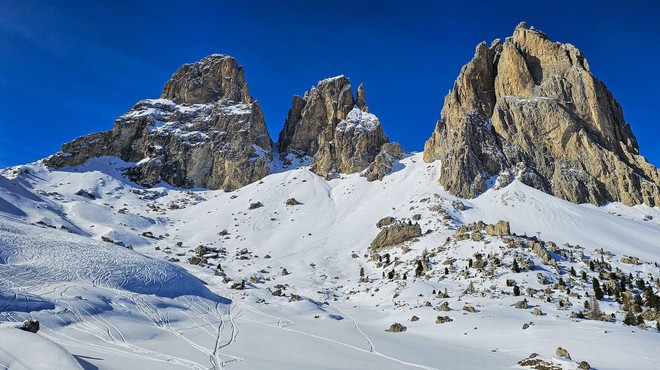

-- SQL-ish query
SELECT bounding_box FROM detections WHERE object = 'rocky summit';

[423,22,660,206]
[277,76,391,179]
[45,55,272,191]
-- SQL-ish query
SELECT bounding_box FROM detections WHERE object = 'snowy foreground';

[0,153,658,369]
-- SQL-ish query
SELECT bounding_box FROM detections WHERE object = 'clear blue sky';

[1,1,659,168]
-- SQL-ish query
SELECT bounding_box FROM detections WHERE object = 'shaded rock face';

[423,22,660,206]
[46,55,272,191]
[363,142,404,181]
[278,76,389,178]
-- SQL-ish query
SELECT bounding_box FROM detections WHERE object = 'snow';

[0,325,83,369]
[318,75,345,84]
[336,107,381,133]
[0,153,658,369]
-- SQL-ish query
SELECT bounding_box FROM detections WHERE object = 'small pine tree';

[587,297,602,320]
[592,277,604,300]
[512,259,520,273]
[415,260,424,277]
[623,309,637,326]
[359,267,365,277]
[589,260,595,271]
[644,287,660,309]
[444,267,449,275]
[570,266,576,277]
[620,275,627,292]
[513,285,520,296]
[468,259,473,268]
[581,271,588,281]
[633,294,643,312]
[637,279,646,290]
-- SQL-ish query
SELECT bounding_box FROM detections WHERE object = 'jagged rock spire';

[423,23,660,206]
[277,76,391,178]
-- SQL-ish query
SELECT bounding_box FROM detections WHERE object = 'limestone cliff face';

[424,22,660,206]
[277,76,389,178]
[45,55,272,191]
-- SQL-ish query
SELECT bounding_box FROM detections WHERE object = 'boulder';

[285,198,302,206]
[555,346,571,360]
[514,299,529,309]
[20,320,40,333]
[485,220,510,236]
[376,216,397,228]
[435,316,453,324]
[370,222,422,250]
[386,322,407,332]
[437,302,451,311]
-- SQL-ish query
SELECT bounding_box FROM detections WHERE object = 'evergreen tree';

[570,266,576,277]
[511,259,520,273]
[415,260,424,277]
[592,277,604,300]
[637,279,646,290]
[620,275,627,292]
[513,285,520,296]
[587,297,602,320]
[633,294,643,312]
[623,309,637,326]
[644,287,660,309]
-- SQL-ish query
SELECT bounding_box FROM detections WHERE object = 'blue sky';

[1,1,659,168]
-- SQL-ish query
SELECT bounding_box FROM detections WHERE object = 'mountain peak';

[423,24,660,206]
[46,54,272,191]
[161,54,253,105]
[277,75,391,178]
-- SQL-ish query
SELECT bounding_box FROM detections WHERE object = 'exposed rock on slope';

[277,76,390,179]
[370,221,422,250]
[46,55,272,191]
[423,22,660,206]
[363,142,404,181]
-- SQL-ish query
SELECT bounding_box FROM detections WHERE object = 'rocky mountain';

[45,55,272,191]
[277,76,394,179]
[423,22,660,206]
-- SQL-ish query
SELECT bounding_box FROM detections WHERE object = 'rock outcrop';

[46,55,272,191]
[370,221,422,250]
[363,142,404,181]
[423,22,660,206]
[277,76,391,179]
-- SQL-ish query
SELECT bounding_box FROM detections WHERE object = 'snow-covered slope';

[0,153,658,369]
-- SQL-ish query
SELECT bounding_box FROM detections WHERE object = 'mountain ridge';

[43,23,660,206]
